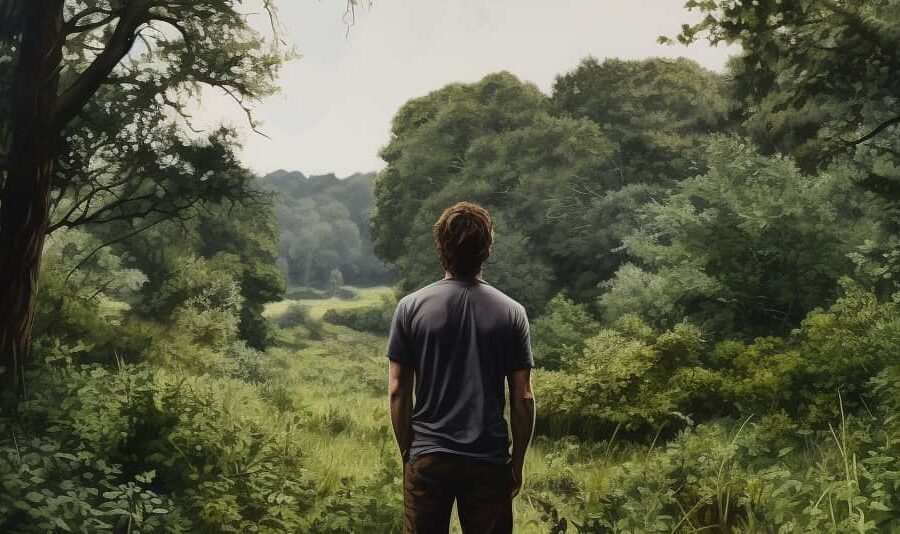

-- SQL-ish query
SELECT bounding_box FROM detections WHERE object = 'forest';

[2,0,900,532]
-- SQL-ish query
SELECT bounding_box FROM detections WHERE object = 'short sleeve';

[387,300,412,366]
[506,307,535,373]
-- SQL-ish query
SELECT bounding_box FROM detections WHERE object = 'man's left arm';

[388,361,414,462]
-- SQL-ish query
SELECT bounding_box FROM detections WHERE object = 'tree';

[373,62,733,310]
[552,56,731,185]
[329,268,343,297]
[0,0,288,405]
[372,72,619,311]
[672,0,900,195]
[372,73,552,264]
[262,171,394,288]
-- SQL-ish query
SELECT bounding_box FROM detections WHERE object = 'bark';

[0,1,64,410]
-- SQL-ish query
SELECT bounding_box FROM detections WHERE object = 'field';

[266,286,597,532]
[264,286,395,320]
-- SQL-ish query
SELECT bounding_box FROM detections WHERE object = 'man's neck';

[444,271,483,281]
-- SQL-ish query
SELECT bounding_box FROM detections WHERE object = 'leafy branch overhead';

[668,0,900,193]
[58,0,291,129]
[51,0,295,235]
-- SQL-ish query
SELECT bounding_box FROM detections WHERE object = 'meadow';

[264,287,568,533]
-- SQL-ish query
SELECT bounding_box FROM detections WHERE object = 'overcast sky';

[196,1,735,177]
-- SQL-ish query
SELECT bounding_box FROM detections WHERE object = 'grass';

[266,288,594,533]
[264,285,394,320]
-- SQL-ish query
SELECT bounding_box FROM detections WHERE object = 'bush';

[0,433,186,533]
[277,303,312,329]
[531,293,600,370]
[720,279,900,425]
[334,286,358,300]
[537,318,717,438]
[322,296,395,334]
[10,359,318,532]
[284,287,328,300]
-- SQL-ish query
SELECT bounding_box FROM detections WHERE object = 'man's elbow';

[510,393,536,414]
[388,380,412,403]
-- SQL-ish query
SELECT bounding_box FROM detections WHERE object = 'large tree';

[372,72,614,312]
[0,0,288,406]
[552,56,731,186]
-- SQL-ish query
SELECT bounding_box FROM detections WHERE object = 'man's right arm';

[389,361,415,462]
[508,368,535,499]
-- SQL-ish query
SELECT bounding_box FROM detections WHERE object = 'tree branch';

[53,0,152,129]
[63,204,199,284]
[844,116,900,146]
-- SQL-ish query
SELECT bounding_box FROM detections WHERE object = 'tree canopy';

[372,59,731,312]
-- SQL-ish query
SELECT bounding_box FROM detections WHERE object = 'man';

[387,201,536,534]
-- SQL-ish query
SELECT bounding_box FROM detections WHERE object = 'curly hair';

[433,202,494,278]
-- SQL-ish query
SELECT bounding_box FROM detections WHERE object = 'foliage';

[602,137,882,337]
[372,60,730,311]
[6,347,318,532]
[262,171,395,288]
[0,432,184,533]
[537,317,714,437]
[9,0,900,530]
[322,296,396,335]
[673,0,900,196]
[48,0,292,248]
[720,279,900,425]
[277,303,312,330]
[553,56,731,185]
[531,294,600,371]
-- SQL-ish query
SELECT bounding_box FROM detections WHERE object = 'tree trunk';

[0,1,63,410]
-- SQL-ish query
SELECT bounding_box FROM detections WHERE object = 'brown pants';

[403,453,514,534]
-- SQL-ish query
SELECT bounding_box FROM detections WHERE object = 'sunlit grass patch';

[264,285,394,320]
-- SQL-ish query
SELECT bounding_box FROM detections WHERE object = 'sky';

[195,1,736,178]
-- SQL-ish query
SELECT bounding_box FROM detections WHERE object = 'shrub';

[11,359,318,532]
[277,303,312,329]
[531,293,600,370]
[537,318,719,438]
[0,433,186,533]
[334,286,358,300]
[284,287,328,300]
[322,296,395,334]
[721,279,900,425]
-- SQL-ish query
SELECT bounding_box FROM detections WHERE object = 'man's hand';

[508,369,535,500]
[510,462,524,499]
[389,361,415,461]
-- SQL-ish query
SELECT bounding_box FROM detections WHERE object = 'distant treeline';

[260,170,397,289]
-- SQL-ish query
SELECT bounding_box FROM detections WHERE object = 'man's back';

[387,202,535,534]
[388,277,533,462]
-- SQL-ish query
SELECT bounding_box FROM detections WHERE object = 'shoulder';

[481,282,527,313]
[397,279,449,308]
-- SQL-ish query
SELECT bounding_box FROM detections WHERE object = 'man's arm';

[508,368,535,499]
[389,360,415,462]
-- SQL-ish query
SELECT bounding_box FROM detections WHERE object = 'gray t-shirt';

[387,277,534,463]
